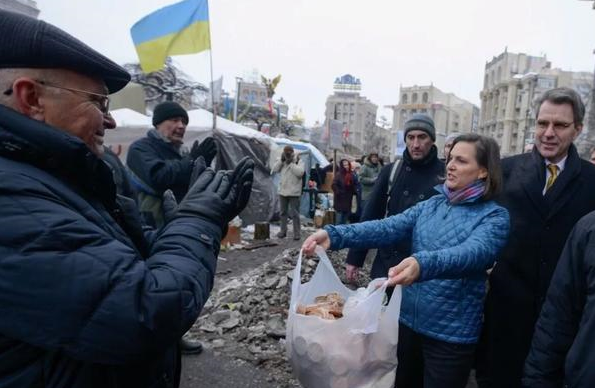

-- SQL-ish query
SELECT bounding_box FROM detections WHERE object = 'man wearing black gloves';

[127,100,218,228]
[0,10,254,388]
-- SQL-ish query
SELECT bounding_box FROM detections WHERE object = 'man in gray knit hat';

[346,113,444,386]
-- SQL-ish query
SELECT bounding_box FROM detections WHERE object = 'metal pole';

[233,77,241,122]
[206,0,216,130]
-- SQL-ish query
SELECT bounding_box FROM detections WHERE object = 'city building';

[238,80,268,107]
[478,50,593,156]
[324,74,378,153]
[390,85,479,158]
[0,0,39,17]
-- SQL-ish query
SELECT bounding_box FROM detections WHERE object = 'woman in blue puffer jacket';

[303,134,510,388]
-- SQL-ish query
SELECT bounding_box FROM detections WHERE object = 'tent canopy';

[110,108,151,127]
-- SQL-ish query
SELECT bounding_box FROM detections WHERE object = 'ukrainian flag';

[131,0,210,73]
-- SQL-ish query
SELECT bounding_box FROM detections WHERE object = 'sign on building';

[328,119,344,149]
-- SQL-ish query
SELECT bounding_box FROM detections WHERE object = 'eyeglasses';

[536,120,574,132]
[3,80,110,115]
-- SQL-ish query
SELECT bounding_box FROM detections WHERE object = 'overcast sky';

[37,0,595,125]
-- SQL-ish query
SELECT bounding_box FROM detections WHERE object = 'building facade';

[0,0,39,17]
[391,85,479,158]
[478,51,593,156]
[324,74,378,153]
[238,81,268,107]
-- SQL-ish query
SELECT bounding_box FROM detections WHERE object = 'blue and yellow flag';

[130,0,210,73]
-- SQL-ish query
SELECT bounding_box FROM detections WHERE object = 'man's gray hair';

[0,68,64,107]
[535,87,586,126]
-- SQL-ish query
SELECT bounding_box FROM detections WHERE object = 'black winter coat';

[523,212,595,388]
[126,130,194,202]
[481,146,595,388]
[332,168,357,213]
[346,146,444,278]
[102,146,137,201]
[0,105,221,388]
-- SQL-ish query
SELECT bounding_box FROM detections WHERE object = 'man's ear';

[11,78,46,121]
[574,123,584,140]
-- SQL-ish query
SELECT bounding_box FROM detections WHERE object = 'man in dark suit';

[477,87,595,388]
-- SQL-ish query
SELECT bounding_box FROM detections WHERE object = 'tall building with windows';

[478,50,593,156]
[324,74,378,153]
[0,0,39,17]
[390,85,479,158]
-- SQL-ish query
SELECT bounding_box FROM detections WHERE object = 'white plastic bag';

[286,247,402,388]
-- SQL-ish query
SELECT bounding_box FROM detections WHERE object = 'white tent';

[186,109,271,141]
[110,108,151,127]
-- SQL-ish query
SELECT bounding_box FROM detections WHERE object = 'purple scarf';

[443,179,486,205]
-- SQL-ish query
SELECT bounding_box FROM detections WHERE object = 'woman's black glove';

[190,137,217,166]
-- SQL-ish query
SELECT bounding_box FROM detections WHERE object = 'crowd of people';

[304,86,595,388]
[2,8,595,388]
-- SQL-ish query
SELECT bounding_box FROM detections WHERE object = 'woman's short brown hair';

[449,133,502,200]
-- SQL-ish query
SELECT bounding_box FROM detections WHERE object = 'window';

[402,94,408,104]
[538,78,555,89]
[422,92,428,103]
[412,93,418,103]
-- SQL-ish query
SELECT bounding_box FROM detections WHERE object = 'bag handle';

[290,249,304,309]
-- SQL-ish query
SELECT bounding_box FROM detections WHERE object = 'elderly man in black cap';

[127,101,218,229]
[345,114,444,288]
[0,10,254,388]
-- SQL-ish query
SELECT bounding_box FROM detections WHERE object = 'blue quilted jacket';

[325,186,510,344]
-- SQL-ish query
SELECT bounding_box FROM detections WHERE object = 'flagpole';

[207,0,216,130]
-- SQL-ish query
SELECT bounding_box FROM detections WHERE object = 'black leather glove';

[229,156,254,215]
[190,137,217,166]
[162,157,207,223]
[175,157,254,230]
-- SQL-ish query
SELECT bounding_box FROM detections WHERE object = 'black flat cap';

[0,10,130,94]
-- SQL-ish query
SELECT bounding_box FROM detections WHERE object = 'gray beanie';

[404,114,436,141]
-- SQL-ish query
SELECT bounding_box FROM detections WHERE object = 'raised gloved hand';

[229,156,255,215]
[190,137,218,166]
[174,157,254,230]
[162,156,207,223]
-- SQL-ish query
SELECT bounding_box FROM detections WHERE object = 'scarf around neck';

[443,179,486,205]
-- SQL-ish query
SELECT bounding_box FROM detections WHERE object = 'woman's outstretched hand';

[386,257,420,286]
[301,229,330,255]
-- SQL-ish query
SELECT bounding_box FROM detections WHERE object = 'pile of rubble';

[187,247,372,387]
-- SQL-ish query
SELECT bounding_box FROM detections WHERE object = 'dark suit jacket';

[482,145,595,388]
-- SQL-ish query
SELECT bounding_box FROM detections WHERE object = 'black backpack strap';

[386,160,403,216]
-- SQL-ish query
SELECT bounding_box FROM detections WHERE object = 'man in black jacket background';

[127,101,217,228]
[345,114,444,283]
